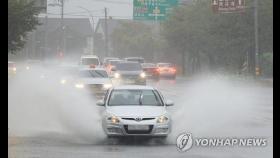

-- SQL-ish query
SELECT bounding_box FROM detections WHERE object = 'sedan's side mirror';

[96,100,105,106]
[165,99,174,106]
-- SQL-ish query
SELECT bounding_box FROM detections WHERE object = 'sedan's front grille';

[122,117,155,121]
[121,74,139,79]
[124,125,153,134]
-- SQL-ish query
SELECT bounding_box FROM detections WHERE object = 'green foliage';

[8,0,41,54]
[110,21,155,58]
[162,0,273,74]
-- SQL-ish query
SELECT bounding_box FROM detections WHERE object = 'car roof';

[81,55,99,58]
[113,85,155,90]
[157,63,172,65]
[118,61,139,64]
[109,59,123,62]
[104,57,119,60]
[142,63,155,65]
[124,57,144,59]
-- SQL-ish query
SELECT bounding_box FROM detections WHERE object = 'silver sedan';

[97,85,174,138]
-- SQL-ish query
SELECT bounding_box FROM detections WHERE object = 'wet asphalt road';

[8,74,273,158]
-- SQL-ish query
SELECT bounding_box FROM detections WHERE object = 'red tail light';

[170,67,176,72]
[156,68,161,72]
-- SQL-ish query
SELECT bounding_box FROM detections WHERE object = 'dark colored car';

[141,63,160,80]
[112,62,146,85]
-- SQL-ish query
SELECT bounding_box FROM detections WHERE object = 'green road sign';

[133,0,178,21]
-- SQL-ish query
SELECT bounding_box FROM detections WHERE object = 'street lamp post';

[254,0,260,77]
[78,6,95,55]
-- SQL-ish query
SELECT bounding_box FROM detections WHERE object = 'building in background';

[23,17,92,61]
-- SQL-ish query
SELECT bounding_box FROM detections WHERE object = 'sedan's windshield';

[115,63,142,71]
[79,70,108,78]
[109,60,122,66]
[108,89,163,106]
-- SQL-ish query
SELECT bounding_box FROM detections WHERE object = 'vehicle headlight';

[12,67,16,72]
[107,115,120,124]
[103,83,112,89]
[75,83,84,88]
[157,115,168,123]
[114,73,120,78]
[26,66,30,70]
[60,79,67,84]
[140,72,146,78]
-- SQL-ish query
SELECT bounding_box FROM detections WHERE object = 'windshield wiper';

[94,71,105,77]
[139,92,143,105]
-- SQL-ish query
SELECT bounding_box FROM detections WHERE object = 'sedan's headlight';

[75,83,84,88]
[26,66,30,70]
[12,67,16,72]
[157,115,168,123]
[140,72,146,78]
[107,115,120,124]
[103,83,112,89]
[114,73,120,78]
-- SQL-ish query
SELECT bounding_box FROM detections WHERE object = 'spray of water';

[8,63,105,144]
[8,65,272,145]
[163,75,272,143]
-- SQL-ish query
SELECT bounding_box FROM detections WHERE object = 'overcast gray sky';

[47,0,133,26]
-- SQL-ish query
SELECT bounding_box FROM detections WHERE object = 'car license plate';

[128,125,149,131]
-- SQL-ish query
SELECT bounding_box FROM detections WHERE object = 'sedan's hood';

[80,78,111,84]
[106,106,166,118]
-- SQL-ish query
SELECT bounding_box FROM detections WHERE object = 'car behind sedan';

[97,85,174,138]
[157,63,177,79]
[141,63,160,80]
[112,62,146,85]
[75,68,113,98]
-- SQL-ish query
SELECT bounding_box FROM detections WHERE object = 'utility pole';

[152,2,160,63]
[104,7,109,57]
[78,6,95,55]
[44,13,48,61]
[60,0,65,57]
[254,0,260,77]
